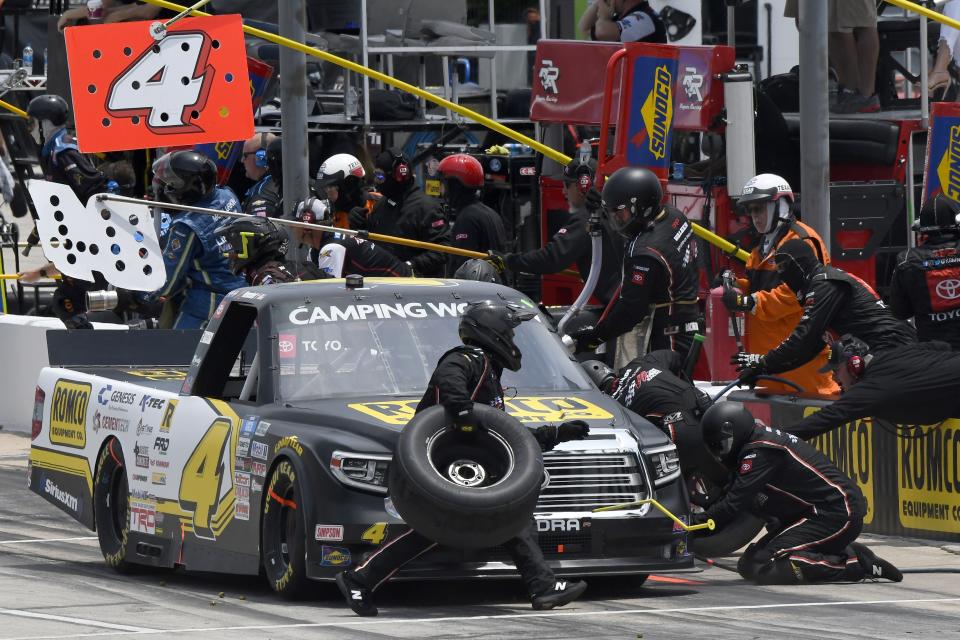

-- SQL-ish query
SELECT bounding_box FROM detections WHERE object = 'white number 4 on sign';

[107,32,211,133]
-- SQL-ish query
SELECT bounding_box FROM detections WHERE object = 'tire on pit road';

[262,459,310,599]
[94,438,134,572]
[388,403,543,549]
[691,513,764,557]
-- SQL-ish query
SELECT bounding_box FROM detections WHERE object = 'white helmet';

[316,153,365,187]
[738,173,794,234]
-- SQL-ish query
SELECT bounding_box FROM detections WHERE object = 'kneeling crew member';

[889,194,960,349]
[335,301,588,616]
[697,402,902,584]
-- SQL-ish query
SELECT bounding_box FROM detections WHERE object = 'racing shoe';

[851,542,903,582]
[531,579,587,610]
[336,570,378,616]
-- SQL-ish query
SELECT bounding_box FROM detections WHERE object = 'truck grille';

[536,453,646,512]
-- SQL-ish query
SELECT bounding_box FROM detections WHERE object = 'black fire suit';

[609,350,718,479]
[243,259,297,286]
[762,264,917,375]
[447,199,507,275]
[787,341,960,439]
[40,127,108,328]
[506,204,624,305]
[594,205,701,357]
[350,184,450,277]
[889,235,960,349]
[314,235,413,278]
[353,346,555,597]
[705,424,870,584]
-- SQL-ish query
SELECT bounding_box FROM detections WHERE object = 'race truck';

[28,277,693,597]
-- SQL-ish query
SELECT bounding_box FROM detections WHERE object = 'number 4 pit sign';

[64,15,253,153]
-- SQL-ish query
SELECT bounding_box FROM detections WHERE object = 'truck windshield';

[275,299,592,402]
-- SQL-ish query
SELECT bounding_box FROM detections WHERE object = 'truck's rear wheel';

[262,460,309,599]
[94,439,133,572]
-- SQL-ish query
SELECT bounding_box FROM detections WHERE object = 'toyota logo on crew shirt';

[936,279,960,300]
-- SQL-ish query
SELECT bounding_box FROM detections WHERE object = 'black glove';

[689,511,711,527]
[557,419,590,442]
[567,325,601,352]
[584,187,603,214]
[452,406,478,433]
[731,352,766,387]
[710,269,730,289]
[348,206,370,229]
[485,250,512,273]
[721,284,756,313]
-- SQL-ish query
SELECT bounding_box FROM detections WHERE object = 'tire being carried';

[388,403,543,549]
[94,439,133,572]
[262,459,309,599]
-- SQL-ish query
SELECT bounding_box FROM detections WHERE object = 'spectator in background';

[929,0,960,98]
[784,0,879,114]
[58,0,176,31]
[579,0,666,44]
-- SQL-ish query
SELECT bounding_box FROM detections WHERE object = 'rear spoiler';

[46,330,202,368]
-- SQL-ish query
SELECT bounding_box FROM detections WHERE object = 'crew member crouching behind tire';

[695,403,902,585]
[335,300,589,616]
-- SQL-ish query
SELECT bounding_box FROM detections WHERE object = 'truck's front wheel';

[262,460,309,599]
[94,439,133,572]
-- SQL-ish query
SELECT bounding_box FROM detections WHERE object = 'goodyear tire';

[388,403,543,549]
[691,514,764,557]
[262,460,309,599]
[94,439,133,573]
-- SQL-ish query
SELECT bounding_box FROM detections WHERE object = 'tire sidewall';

[261,459,308,598]
[389,403,543,548]
[94,439,131,570]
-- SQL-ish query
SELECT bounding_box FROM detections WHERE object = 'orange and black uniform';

[739,221,838,394]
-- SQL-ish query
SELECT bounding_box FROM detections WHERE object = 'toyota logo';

[936,279,960,300]
[278,340,294,353]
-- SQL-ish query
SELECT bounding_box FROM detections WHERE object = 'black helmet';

[27,94,69,127]
[214,216,287,274]
[453,259,501,283]
[601,166,663,237]
[915,194,960,236]
[700,402,755,466]
[581,359,615,393]
[459,300,536,371]
[152,151,216,205]
[266,137,283,184]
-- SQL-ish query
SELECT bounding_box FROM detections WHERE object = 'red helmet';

[438,154,484,188]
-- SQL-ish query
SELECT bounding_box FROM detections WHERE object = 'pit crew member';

[348,148,450,276]
[335,301,589,616]
[696,402,902,584]
[889,194,960,349]
[721,173,837,394]
[569,166,701,359]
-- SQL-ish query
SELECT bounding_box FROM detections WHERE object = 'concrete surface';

[1,433,958,639]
